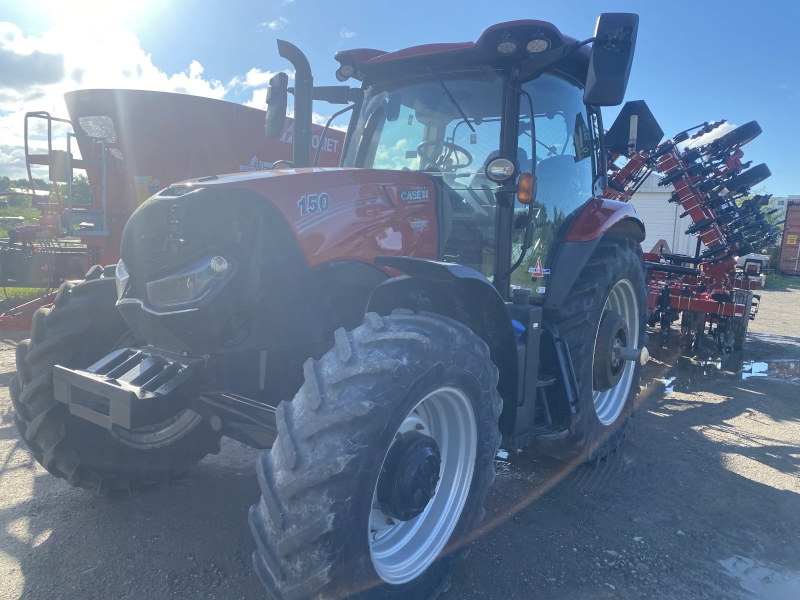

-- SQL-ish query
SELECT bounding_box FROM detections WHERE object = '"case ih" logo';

[400,189,429,201]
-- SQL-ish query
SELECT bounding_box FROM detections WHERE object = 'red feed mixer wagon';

[0,89,344,331]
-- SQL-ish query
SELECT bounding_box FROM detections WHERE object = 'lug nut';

[386,517,395,526]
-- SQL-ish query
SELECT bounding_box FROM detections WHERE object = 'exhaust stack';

[277,40,313,168]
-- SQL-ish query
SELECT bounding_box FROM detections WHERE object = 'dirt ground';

[1,289,799,600]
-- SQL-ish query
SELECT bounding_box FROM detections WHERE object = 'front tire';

[534,235,647,463]
[11,271,222,494]
[249,310,502,600]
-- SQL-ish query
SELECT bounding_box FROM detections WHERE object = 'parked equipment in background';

[601,105,781,354]
[778,201,800,276]
[0,91,344,331]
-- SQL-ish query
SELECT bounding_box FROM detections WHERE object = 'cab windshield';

[343,69,504,179]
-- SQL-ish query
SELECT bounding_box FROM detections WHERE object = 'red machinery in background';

[600,101,780,354]
[0,89,345,331]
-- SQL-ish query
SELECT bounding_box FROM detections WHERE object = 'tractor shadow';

[450,328,800,599]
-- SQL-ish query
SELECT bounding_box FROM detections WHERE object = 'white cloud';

[263,17,288,30]
[340,28,356,39]
[0,18,348,181]
[0,20,234,179]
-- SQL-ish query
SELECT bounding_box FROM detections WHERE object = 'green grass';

[0,206,41,238]
[0,287,50,312]
[765,274,800,289]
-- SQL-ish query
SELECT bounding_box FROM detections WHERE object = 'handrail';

[24,111,73,205]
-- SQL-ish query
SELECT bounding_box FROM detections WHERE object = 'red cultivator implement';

[600,103,780,354]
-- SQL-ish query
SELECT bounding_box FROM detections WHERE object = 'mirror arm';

[593,106,609,195]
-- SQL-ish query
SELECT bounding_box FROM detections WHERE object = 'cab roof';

[335,20,591,83]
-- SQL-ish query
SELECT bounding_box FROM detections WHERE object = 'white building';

[627,173,699,256]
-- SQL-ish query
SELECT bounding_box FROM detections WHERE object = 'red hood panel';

[183,168,438,269]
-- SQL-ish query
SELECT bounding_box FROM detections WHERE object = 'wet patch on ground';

[720,555,800,600]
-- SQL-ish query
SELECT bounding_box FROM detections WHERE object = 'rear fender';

[368,256,518,436]
[544,199,645,317]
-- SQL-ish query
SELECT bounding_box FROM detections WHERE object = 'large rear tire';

[534,235,647,463]
[249,310,501,600]
[11,269,222,494]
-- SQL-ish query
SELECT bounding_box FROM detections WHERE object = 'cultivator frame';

[601,111,780,353]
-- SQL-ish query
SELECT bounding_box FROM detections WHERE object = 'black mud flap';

[53,348,200,430]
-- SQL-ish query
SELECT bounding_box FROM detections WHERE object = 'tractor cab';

[267,15,639,299]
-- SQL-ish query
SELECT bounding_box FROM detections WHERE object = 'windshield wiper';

[430,70,475,133]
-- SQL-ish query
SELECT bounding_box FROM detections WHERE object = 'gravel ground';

[1,288,799,599]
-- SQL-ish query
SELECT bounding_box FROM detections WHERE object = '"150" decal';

[297,193,330,217]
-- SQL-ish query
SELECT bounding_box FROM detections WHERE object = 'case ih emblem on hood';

[400,189,429,202]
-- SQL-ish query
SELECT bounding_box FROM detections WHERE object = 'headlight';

[115,259,129,299]
[146,255,231,310]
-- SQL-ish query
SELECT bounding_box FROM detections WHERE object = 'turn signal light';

[517,172,535,204]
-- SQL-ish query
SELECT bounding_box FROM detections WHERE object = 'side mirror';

[584,13,639,106]
[265,72,288,139]
[313,85,361,105]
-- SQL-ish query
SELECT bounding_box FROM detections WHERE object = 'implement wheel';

[731,289,753,351]
[249,310,501,600]
[533,235,647,463]
[11,269,221,494]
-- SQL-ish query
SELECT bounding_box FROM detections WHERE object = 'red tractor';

[13,14,652,599]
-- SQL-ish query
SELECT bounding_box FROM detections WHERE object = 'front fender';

[544,199,645,316]
[367,256,518,436]
[564,198,645,243]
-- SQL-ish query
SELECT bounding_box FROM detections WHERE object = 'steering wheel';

[416,140,473,171]
[271,160,294,169]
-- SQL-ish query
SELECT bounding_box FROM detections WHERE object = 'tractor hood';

[116,167,438,353]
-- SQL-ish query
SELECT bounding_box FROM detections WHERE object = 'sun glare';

[41,0,154,29]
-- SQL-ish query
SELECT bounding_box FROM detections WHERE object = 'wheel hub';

[593,309,629,392]
[376,430,441,521]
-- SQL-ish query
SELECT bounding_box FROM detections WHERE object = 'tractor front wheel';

[11,270,222,494]
[249,310,502,600]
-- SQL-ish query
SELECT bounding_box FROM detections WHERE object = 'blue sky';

[1,0,798,194]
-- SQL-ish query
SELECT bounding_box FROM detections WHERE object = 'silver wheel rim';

[592,279,639,426]
[110,409,204,450]
[369,386,477,585]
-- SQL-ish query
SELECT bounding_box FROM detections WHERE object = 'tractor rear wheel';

[534,234,647,463]
[11,269,221,494]
[249,310,501,600]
